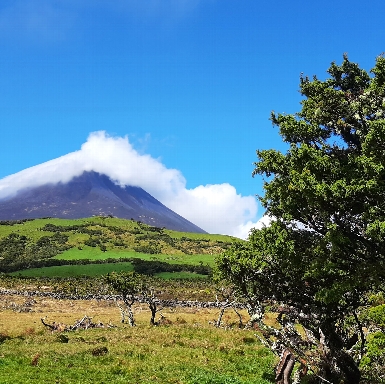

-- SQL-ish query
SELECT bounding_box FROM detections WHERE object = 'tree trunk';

[233,307,244,328]
[334,350,360,384]
[276,349,295,384]
[320,323,361,384]
[149,302,157,325]
[125,306,134,327]
[216,308,225,327]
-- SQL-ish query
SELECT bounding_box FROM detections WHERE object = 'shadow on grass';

[261,371,275,383]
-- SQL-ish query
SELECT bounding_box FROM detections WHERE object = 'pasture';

[0,294,276,384]
[0,217,235,276]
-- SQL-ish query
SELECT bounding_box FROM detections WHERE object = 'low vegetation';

[0,217,236,276]
[0,294,276,384]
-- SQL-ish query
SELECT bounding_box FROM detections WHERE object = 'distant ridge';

[0,171,206,233]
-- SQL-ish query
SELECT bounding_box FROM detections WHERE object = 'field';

[0,217,236,277]
[0,218,279,383]
[0,217,234,246]
[55,247,217,266]
[0,294,276,384]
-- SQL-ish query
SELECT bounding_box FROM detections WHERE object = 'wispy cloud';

[114,0,206,21]
[0,0,209,43]
[0,0,76,43]
[0,131,258,238]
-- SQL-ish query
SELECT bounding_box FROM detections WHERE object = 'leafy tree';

[105,271,162,326]
[0,233,29,268]
[140,280,163,326]
[216,55,385,383]
[105,271,142,326]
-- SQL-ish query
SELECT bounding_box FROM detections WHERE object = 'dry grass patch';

[0,295,276,383]
[0,294,251,335]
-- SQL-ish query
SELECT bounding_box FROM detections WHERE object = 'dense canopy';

[216,55,385,383]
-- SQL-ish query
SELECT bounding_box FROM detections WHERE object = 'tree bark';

[149,302,157,325]
[276,349,295,384]
[320,323,361,384]
[334,350,360,384]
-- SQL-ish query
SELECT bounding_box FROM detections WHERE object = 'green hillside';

[0,217,239,277]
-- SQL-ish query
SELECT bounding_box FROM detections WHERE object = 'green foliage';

[105,271,143,297]
[0,217,235,274]
[9,254,211,278]
[0,233,29,266]
[365,304,385,331]
[105,271,149,325]
[360,332,385,383]
[214,241,267,312]
[0,232,71,272]
[369,292,385,306]
[10,262,135,278]
[130,258,211,276]
[84,237,101,247]
[133,243,161,254]
[0,218,35,226]
[217,55,385,383]
[360,301,385,382]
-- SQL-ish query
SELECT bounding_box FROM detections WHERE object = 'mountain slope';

[0,171,206,233]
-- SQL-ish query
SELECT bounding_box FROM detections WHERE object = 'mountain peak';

[0,171,206,233]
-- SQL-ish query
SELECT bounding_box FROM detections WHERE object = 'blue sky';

[0,0,384,237]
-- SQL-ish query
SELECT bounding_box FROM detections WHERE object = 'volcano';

[0,171,206,233]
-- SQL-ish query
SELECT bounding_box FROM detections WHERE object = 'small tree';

[105,271,142,326]
[212,281,244,328]
[105,272,162,326]
[216,55,385,383]
[140,281,163,326]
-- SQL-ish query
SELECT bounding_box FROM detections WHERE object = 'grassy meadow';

[0,295,276,384]
[0,218,279,383]
[55,247,217,266]
[0,217,236,277]
[0,217,234,247]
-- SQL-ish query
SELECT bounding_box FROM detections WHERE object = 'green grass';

[1,217,236,278]
[53,247,141,260]
[10,262,135,277]
[0,217,101,240]
[0,311,276,384]
[163,229,236,242]
[0,217,236,243]
[10,263,208,279]
[55,246,216,266]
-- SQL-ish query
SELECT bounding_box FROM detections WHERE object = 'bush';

[133,244,161,254]
[360,332,385,383]
[367,305,385,331]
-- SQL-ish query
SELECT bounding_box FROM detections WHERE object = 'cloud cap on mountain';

[0,131,259,238]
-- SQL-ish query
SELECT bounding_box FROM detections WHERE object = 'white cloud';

[161,183,258,237]
[232,221,260,240]
[254,214,274,229]
[0,131,259,238]
[228,215,274,240]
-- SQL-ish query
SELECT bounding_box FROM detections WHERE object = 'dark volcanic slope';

[0,171,206,233]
